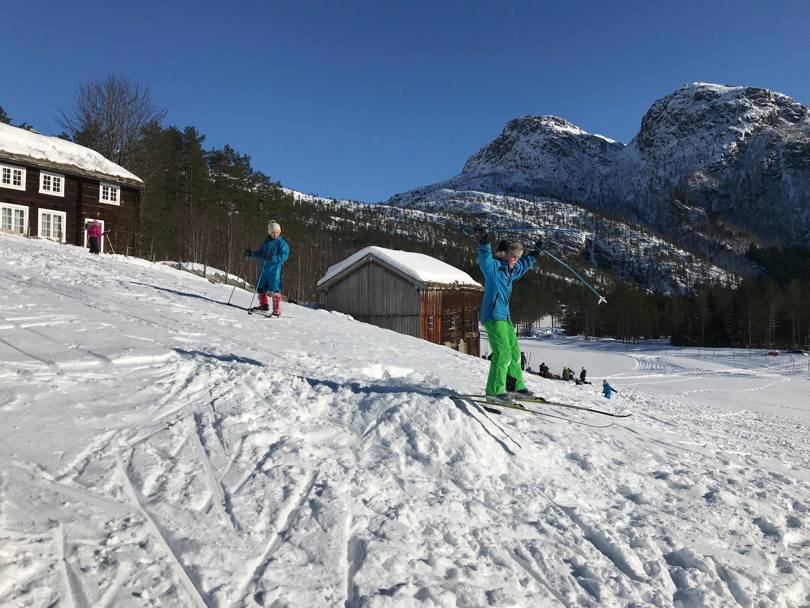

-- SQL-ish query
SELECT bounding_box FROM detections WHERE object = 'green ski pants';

[484,320,526,396]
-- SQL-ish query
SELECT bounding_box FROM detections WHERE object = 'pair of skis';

[444,393,630,428]
[225,301,285,318]
[247,308,283,318]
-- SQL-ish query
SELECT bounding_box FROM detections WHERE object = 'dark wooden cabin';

[316,246,483,355]
[0,123,144,254]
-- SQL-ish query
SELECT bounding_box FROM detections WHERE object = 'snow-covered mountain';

[2,234,809,606]
[389,187,738,293]
[283,184,740,294]
[626,82,810,242]
[459,115,623,204]
[389,82,810,274]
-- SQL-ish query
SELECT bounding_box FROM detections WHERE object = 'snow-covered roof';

[0,122,143,187]
[317,246,482,289]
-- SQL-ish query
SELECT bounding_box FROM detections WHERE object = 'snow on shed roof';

[0,122,143,186]
[317,246,481,289]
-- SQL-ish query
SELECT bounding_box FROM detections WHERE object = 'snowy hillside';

[1,234,809,607]
[388,188,738,293]
[283,184,739,294]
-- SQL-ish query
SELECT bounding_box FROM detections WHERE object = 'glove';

[245,248,251,258]
[528,239,543,259]
[473,224,488,244]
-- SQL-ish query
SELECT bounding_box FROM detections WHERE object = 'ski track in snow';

[1,234,809,607]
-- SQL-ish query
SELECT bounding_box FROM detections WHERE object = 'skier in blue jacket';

[246,221,290,316]
[474,225,542,404]
[602,380,617,399]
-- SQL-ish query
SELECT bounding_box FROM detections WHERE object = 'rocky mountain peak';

[633,82,810,162]
[461,114,623,178]
[503,115,592,137]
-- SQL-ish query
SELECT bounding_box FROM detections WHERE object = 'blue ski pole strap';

[541,249,607,304]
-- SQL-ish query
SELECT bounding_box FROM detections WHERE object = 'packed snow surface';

[0,122,142,184]
[1,234,808,607]
[317,245,481,288]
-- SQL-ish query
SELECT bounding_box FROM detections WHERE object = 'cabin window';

[99,182,120,205]
[0,202,29,235]
[38,208,66,242]
[39,171,65,196]
[0,164,26,191]
[427,316,434,335]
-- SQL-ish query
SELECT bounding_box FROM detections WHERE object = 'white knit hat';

[267,221,281,234]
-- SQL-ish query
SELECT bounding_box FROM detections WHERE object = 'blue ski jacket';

[602,382,615,399]
[250,236,289,293]
[477,243,536,323]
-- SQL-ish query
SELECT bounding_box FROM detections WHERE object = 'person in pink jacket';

[87,220,102,254]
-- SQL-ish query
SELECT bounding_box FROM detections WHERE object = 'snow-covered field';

[506,337,810,424]
[1,234,808,607]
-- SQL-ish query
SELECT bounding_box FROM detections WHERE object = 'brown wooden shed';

[0,122,144,255]
[316,246,483,355]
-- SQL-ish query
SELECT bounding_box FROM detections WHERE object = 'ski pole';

[498,226,582,236]
[540,248,607,304]
[227,256,248,306]
[104,232,116,255]
[461,226,581,236]
[461,225,606,303]
[246,257,269,311]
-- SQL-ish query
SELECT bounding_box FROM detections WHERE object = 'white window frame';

[37,208,67,242]
[99,182,120,205]
[83,217,105,253]
[39,171,65,197]
[0,202,29,235]
[0,163,27,191]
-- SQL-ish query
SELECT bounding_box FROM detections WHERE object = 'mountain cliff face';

[392,82,810,249]
[626,83,810,241]
[458,116,623,204]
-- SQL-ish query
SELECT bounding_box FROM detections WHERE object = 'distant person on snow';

[246,221,289,316]
[580,366,590,384]
[87,219,102,254]
[562,366,569,381]
[602,380,617,399]
[474,224,542,405]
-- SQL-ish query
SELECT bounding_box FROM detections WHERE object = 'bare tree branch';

[57,74,167,168]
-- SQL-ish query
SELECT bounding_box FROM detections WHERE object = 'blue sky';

[4,0,809,201]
